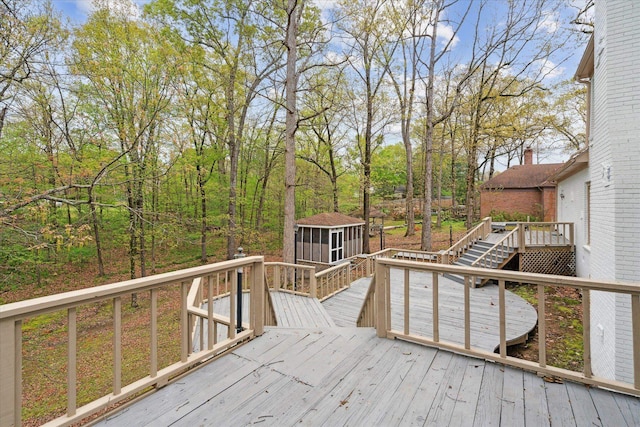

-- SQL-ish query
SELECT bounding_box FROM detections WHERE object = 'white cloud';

[72,0,141,19]
[72,0,94,13]
[536,58,564,81]
[438,23,459,50]
[538,11,560,34]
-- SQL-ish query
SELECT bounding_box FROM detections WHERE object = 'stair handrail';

[356,275,376,327]
[471,226,518,270]
[443,217,492,264]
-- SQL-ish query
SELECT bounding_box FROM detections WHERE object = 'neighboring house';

[555,1,640,384]
[479,148,561,221]
[295,212,364,264]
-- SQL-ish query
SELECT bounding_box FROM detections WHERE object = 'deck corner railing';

[0,256,268,427]
[362,257,640,397]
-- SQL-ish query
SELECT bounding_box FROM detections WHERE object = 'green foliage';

[489,210,539,222]
[371,144,407,198]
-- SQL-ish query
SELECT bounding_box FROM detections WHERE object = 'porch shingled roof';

[296,212,365,227]
[480,163,562,190]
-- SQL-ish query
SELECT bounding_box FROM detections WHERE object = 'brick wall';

[541,187,556,222]
[480,188,543,220]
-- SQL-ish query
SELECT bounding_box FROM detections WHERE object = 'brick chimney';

[524,147,533,165]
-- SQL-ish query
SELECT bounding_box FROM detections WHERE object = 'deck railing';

[264,261,353,301]
[0,256,267,427]
[359,258,640,397]
[264,262,317,296]
[442,217,492,263]
[472,227,518,270]
[517,221,574,250]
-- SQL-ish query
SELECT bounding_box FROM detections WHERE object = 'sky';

[51,0,591,167]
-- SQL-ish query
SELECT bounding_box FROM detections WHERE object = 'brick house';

[554,1,640,385]
[479,148,561,221]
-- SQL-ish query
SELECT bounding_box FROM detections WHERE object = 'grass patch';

[507,284,584,372]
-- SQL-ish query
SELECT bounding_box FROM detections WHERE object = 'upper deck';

[93,288,639,426]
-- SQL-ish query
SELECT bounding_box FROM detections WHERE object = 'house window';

[585,182,591,245]
[330,228,344,263]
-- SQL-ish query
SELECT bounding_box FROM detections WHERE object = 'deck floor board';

[95,272,638,427]
[322,269,537,352]
[94,328,639,426]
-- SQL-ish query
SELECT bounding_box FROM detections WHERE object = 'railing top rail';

[471,228,518,267]
[0,256,265,320]
[375,257,640,295]
[264,262,316,271]
[499,221,573,228]
[446,217,491,251]
[383,248,441,256]
[315,261,350,278]
[365,248,397,258]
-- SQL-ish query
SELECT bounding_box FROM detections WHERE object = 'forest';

[0,0,590,297]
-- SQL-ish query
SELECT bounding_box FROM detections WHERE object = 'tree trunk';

[198,164,207,263]
[436,124,446,229]
[420,6,440,252]
[89,188,105,276]
[283,0,300,264]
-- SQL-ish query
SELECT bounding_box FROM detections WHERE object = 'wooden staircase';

[442,218,519,287]
[444,239,517,287]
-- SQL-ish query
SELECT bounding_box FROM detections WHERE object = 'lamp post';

[293,224,299,291]
[233,247,245,333]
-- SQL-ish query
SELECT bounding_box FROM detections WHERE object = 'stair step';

[466,248,487,257]
[472,241,494,249]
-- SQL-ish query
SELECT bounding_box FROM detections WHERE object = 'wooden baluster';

[229,271,236,339]
[385,266,391,332]
[432,272,439,343]
[67,307,77,416]
[150,288,158,377]
[404,269,410,335]
[464,276,471,350]
[113,296,122,395]
[538,284,546,368]
[181,282,189,362]
[208,276,214,350]
[583,289,592,378]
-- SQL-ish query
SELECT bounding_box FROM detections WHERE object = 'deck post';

[0,318,19,426]
[273,265,280,291]
[310,272,317,299]
[374,261,387,338]
[518,225,525,253]
[251,259,265,336]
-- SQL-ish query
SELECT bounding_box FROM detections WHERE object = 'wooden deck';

[323,271,538,352]
[92,275,640,426]
[94,327,640,426]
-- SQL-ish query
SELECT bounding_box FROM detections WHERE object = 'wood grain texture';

[94,328,640,426]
